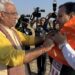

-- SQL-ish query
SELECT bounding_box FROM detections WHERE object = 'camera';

[18,14,30,23]
[32,7,45,18]
[43,1,59,34]
[35,25,45,38]
[15,14,32,35]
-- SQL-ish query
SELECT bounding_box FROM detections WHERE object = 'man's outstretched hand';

[42,38,54,52]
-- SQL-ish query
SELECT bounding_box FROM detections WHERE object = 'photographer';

[16,14,34,75]
[30,7,47,75]
[35,17,47,75]
[30,7,45,29]
[16,14,32,35]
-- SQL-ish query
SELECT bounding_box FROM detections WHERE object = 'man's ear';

[0,12,5,20]
[69,12,75,18]
[0,12,2,17]
[0,12,4,17]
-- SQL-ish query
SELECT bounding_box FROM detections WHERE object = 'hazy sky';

[12,0,75,17]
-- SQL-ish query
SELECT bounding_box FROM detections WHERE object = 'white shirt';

[59,43,75,70]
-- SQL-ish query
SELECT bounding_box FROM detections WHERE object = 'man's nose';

[14,14,19,20]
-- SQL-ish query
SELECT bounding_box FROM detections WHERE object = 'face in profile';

[57,6,70,28]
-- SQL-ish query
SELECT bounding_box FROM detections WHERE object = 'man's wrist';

[40,45,46,53]
[59,42,67,50]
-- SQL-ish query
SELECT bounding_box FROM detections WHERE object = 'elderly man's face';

[1,3,18,28]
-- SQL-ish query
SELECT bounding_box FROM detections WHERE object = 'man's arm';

[17,29,45,45]
[0,32,54,67]
[24,39,54,63]
[52,32,75,70]
[59,42,75,70]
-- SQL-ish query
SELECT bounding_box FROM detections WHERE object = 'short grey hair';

[0,0,14,12]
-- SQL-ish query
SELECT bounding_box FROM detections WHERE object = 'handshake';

[41,32,67,52]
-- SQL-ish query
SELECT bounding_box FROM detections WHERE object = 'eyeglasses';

[2,11,18,16]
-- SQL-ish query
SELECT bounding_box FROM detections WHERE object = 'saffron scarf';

[48,16,75,65]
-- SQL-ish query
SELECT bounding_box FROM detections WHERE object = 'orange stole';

[48,16,75,66]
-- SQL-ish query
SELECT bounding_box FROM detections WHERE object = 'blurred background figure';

[35,17,46,75]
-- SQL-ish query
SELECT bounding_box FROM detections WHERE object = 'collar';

[64,16,75,27]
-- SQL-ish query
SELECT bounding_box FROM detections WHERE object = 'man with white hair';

[0,0,11,3]
[0,0,54,75]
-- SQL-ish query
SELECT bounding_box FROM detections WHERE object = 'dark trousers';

[25,45,31,75]
[49,56,75,75]
[35,44,46,75]
[60,65,75,75]
[37,54,46,75]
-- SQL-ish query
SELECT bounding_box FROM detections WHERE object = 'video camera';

[18,14,30,23]
[32,7,45,18]
[49,0,57,18]
[43,0,58,34]
[15,14,32,35]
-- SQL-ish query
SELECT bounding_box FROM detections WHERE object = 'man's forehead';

[5,3,17,12]
[59,6,66,13]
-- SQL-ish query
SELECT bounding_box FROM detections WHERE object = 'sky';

[12,0,75,17]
